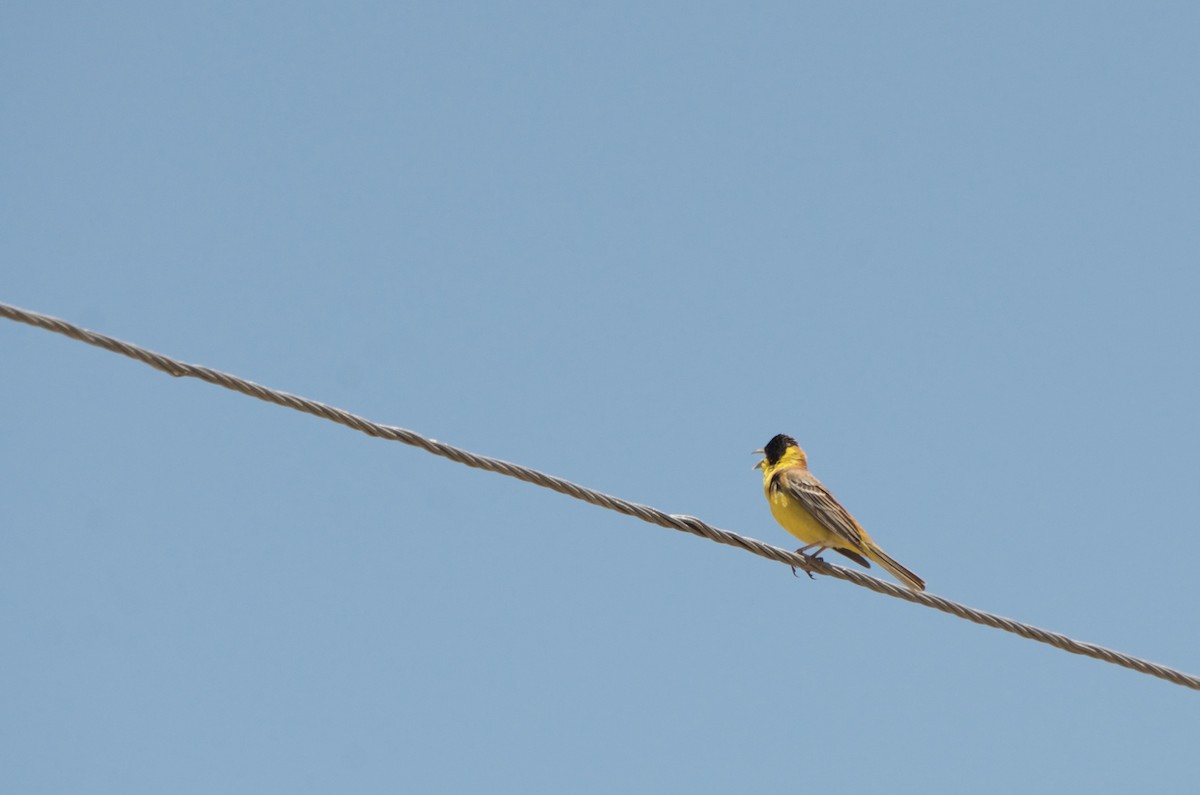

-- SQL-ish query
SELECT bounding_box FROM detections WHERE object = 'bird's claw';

[790,564,817,580]
[791,549,821,579]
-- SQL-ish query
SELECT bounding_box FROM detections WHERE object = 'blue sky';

[4,3,1199,792]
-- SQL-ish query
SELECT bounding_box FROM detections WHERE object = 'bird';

[754,433,925,591]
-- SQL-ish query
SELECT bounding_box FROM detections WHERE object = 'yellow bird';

[754,433,925,591]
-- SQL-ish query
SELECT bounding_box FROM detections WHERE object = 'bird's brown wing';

[773,468,868,553]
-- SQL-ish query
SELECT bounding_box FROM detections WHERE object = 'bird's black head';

[763,434,798,465]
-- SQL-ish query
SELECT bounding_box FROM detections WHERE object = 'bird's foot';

[791,548,822,579]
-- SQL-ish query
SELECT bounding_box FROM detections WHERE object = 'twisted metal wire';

[3,300,1197,691]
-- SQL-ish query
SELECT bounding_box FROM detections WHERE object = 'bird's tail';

[864,543,925,592]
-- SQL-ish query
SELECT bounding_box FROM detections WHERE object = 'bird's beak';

[752,448,765,470]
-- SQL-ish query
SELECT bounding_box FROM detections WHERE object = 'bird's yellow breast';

[765,483,838,547]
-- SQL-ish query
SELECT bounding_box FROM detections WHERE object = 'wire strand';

[3,300,1197,691]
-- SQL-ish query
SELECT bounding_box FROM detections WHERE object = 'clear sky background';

[4,3,1199,793]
